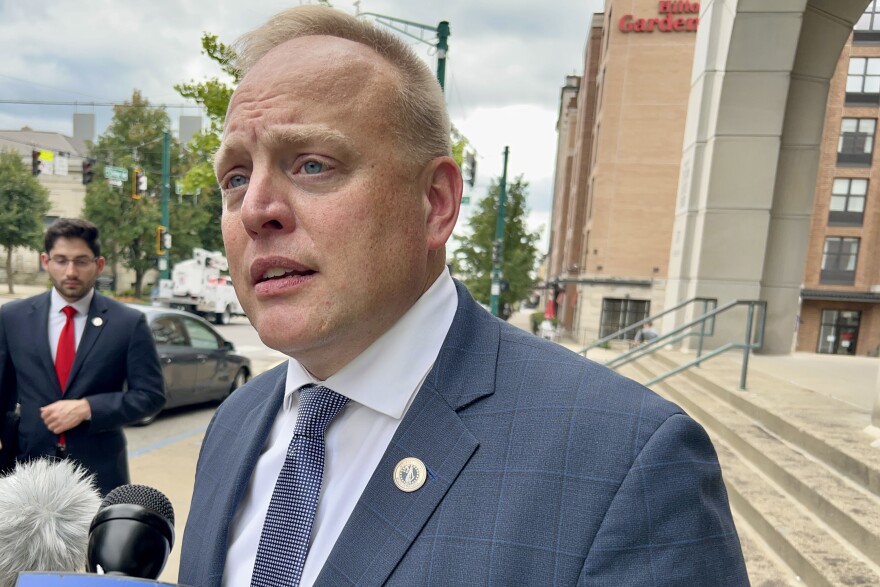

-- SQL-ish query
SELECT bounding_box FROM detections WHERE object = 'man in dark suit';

[180,6,748,586]
[0,218,165,495]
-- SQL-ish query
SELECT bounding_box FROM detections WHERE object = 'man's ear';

[423,156,463,251]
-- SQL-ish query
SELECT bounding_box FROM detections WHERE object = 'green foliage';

[450,125,469,167]
[0,150,51,292]
[83,90,182,297]
[453,175,540,308]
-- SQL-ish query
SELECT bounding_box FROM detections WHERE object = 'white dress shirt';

[223,269,458,587]
[48,287,95,360]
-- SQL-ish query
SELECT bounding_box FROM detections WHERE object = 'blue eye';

[302,161,324,175]
[228,175,248,188]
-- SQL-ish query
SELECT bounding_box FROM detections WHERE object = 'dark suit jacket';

[0,290,165,495]
[180,282,748,586]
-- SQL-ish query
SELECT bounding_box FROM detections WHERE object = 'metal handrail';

[579,297,717,356]
[605,299,767,390]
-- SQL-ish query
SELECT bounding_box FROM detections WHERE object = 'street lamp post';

[490,146,510,317]
[160,131,170,279]
[356,7,450,92]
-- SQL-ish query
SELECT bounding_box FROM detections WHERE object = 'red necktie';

[55,306,77,392]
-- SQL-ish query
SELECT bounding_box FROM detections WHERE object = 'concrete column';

[667,0,869,353]
[666,0,804,347]
[873,363,880,427]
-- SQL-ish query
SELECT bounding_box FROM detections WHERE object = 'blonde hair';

[233,5,451,166]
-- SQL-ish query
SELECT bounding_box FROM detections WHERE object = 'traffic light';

[132,168,146,199]
[156,226,168,255]
[31,150,41,176]
[463,151,477,188]
[82,157,96,185]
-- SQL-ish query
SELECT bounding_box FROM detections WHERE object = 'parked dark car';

[127,304,251,425]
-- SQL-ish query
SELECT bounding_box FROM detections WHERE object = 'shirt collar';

[50,287,95,317]
[285,268,458,419]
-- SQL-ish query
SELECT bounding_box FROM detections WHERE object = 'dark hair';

[44,218,101,258]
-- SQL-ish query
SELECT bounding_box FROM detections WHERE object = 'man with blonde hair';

[180,6,747,586]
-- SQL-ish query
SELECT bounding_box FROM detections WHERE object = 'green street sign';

[104,166,129,182]
[462,195,471,205]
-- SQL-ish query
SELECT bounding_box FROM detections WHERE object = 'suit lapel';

[31,293,57,391]
[318,282,499,585]
[211,368,288,570]
[65,293,109,394]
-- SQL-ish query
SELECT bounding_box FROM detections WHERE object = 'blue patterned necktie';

[251,384,349,587]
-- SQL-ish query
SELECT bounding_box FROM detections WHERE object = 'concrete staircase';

[616,350,880,587]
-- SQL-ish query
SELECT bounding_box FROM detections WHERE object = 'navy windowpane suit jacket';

[180,282,748,586]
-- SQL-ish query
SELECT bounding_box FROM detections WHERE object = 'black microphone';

[86,484,175,580]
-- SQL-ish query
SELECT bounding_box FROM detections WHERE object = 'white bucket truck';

[155,248,245,325]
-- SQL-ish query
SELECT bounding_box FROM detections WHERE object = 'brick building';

[548,0,880,356]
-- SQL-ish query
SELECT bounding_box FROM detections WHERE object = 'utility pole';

[356,7,450,92]
[490,146,510,317]
[160,131,170,279]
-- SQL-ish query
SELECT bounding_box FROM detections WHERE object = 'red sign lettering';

[619,1,700,33]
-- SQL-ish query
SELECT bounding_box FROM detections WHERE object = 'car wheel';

[131,411,159,426]
[215,306,232,325]
[226,368,249,399]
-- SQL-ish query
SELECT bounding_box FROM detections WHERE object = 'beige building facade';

[548,0,880,356]
[548,0,699,344]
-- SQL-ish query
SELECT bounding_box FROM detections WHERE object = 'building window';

[599,298,649,340]
[846,57,880,105]
[820,237,859,285]
[829,178,867,226]
[855,1,880,43]
[817,310,860,355]
[837,118,875,166]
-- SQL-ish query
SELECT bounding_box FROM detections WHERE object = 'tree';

[83,90,182,298]
[453,175,541,310]
[0,150,51,294]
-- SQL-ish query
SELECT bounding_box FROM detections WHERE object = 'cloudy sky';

[0,0,605,251]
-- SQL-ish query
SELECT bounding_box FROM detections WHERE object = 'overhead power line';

[0,99,202,109]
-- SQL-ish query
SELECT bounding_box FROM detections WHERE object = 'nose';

[64,263,79,278]
[238,171,296,239]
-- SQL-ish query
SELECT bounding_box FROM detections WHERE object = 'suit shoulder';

[216,361,287,415]
[95,294,148,320]
[495,321,682,421]
[2,290,49,311]
[0,296,34,314]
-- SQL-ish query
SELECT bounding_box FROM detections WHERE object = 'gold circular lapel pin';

[393,457,427,493]
[91,317,103,327]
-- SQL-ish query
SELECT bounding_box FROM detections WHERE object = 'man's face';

[41,237,105,303]
[216,36,450,378]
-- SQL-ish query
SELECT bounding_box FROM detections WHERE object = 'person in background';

[633,320,660,347]
[180,6,748,586]
[0,218,165,495]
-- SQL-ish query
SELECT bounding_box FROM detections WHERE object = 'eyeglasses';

[49,256,97,269]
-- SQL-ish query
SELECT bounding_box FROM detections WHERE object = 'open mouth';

[257,267,317,284]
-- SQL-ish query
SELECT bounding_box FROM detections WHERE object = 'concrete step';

[732,510,801,587]
[648,350,880,499]
[628,357,880,586]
